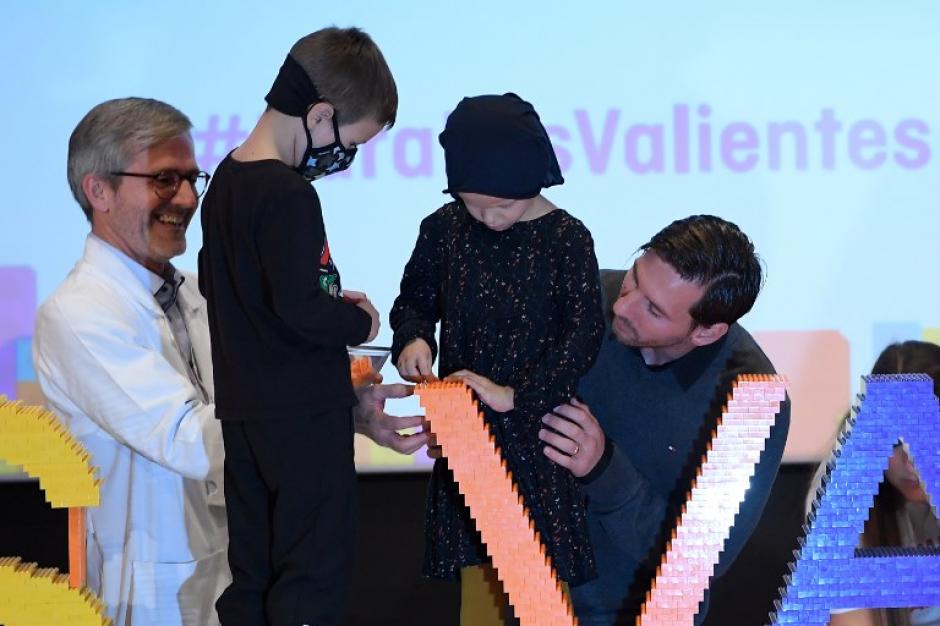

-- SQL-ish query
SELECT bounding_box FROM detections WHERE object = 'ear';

[81,173,114,216]
[305,101,334,127]
[689,321,729,347]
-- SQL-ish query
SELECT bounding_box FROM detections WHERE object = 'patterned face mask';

[296,111,358,181]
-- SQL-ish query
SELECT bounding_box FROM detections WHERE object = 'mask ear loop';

[301,102,317,152]
[330,112,344,147]
[302,102,347,151]
[328,110,358,163]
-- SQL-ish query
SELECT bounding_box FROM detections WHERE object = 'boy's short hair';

[290,26,398,128]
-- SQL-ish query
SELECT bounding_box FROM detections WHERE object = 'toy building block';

[69,507,86,590]
[0,397,100,509]
[770,374,940,625]
[638,375,787,626]
[416,382,577,626]
[0,557,111,625]
[349,355,376,388]
[0,396,106,623]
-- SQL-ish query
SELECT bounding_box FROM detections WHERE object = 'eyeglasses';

[110,169,211,200]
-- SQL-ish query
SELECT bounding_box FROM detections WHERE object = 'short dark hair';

[290,26,398,128]
[641,215,763,327]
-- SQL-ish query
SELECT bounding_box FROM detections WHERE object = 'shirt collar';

[88,233,184,305]
[600,327,727,390]
[153,265,186,312]
[665,332,730,389]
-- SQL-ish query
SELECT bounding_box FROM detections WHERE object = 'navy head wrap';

[265,54,321,117]
[439,93,563,199]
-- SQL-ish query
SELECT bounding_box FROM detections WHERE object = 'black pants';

[216,409,357,626]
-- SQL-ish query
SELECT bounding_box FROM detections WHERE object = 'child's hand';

[397,338,434,382]
[447,370,514,413]
[345,290,380,343]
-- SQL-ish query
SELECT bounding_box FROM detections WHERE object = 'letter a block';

[771,374,940,625]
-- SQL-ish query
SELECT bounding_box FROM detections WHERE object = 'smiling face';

[457,192,544,231]
[89,133,198,274]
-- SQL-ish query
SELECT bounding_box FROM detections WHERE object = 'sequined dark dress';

[390,201,604,584]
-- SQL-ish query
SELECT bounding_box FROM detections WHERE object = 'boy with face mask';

[198,26,396,626]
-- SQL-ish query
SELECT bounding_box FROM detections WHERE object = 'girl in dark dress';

[390,93,604,623]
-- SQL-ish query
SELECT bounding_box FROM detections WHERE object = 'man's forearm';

[581,442,667,562]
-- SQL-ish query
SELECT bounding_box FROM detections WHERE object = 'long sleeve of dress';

[390,211,444,365]
[511,222,604,419]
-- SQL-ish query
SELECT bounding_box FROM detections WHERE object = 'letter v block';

[771,374,940,625]
[638,375,787,626]
[416,382,577,626]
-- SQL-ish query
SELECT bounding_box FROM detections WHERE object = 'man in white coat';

[33,97,428,626]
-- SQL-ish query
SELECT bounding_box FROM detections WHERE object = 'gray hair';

[67,97,193,221]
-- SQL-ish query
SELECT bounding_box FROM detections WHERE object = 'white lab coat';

[33,235,230,626]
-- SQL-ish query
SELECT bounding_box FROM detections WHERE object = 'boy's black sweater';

[198,154,371,420]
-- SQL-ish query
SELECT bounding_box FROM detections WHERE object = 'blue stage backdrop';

[2,1,939,472]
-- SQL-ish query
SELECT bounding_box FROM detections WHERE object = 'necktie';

[154,271,183,312]
[153,267,207,402]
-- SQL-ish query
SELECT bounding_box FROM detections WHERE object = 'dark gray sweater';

[571,269,791,625]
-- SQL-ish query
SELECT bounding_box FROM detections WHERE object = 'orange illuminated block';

[349,356,375,388]
[416,382,577,626]
[637,375,786,626]
[68,507,86,589]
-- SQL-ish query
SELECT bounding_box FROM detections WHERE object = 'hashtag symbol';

[194,115,250,171]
